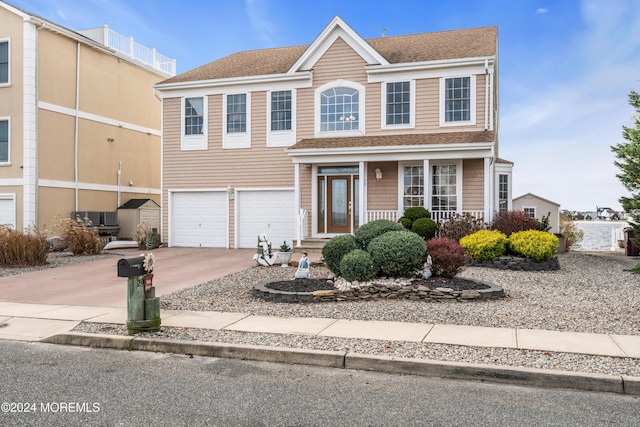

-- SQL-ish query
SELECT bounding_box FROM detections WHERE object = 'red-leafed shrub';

[426,237,466,278]
[490,210,537,237]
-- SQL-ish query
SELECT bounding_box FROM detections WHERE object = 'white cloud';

[245,0,278,46]
[536,8,548,14]
[501,0,640,211]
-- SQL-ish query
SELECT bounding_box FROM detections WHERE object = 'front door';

[318,171,359,234]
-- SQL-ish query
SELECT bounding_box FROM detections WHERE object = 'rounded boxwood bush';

[398,216,413,230]
[321,234,358,276]
[460,229,507,261]
[354,219,405,250]
[339,249,378,282]
[403,206,431,221]
[508,230,559,262]
[368,230,426,278]
[412,217,438,239]
[426,237,466,278]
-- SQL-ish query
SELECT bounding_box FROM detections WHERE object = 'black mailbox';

[117,256,146,278]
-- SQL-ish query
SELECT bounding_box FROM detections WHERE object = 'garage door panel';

[171,192,226,247]
[238,191,295,249]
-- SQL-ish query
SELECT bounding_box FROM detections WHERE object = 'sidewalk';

[1,301,639,359]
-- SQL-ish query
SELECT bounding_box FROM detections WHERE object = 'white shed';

[512,193,560,233]
[117,199,160,240]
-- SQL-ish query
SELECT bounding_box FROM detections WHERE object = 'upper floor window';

[321,87,359,132]
[181,96,207,151]
[0,40,8,85]
[440,76,476,126]
[0,119,9,163]
[227,94,247,133]
[271,91,291,131]
[385,81,411,126]
[184,97,204,135]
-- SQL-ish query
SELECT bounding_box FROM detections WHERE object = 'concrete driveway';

[0,247,256,308]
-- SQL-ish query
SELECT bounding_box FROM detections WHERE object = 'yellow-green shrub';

[508,230,558,262]
[460,230,507,261]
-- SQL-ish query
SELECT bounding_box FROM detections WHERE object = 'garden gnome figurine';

[295,251,310,279]
[422,254,433,279]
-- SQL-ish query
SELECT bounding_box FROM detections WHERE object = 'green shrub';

[0,226,48,267]
[368,230,426,277]
[403,206,431,222]
[426,237,466,278]
[57,216,103,256]
[354,219,404,250]
[411,217,438,239]
[437,213,486,242]
[491,210,537,236]
[339,249,377,282]
[508,230,559,262]
[460,230,507,261]
[398,216,413,230]
[321,233,359,276]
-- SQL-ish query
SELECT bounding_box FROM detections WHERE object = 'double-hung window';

[0,40,8,85]
[224,93,251,148]
[0,119,9,163]
[385,81,413,127]
[271,91,291,131]
[441,76,475,126]
[431,164,458,211]
[498,174,509,212]
[181,96,207,151]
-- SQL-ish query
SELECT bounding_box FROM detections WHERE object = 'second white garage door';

[171,191,227,247]
[237,190,295,249]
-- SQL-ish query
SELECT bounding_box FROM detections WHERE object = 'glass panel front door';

[327,176,351,233]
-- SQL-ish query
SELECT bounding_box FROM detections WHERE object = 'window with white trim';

[223,93,251,149]
[440,76,476,126]
[181,96,207,151]
[271,90,291,131]
[0,40,8,85]
[498,174,508,212]
[385,81,411,126]
[523,207,536,218]
[321,87,359,132]
[402,165,424,210]
[431,164,458,211]
[0,119,9,163]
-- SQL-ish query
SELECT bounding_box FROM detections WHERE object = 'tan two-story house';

[0,1,174,233]
[156,16,513,249]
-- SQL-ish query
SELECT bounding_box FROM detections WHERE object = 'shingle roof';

[288,131,495,151]
[118,198,160,209]
[161,26,497,85]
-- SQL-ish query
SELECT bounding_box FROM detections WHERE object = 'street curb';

[42,332,640,395]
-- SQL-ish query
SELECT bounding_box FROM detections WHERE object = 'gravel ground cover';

[71,252,640,377]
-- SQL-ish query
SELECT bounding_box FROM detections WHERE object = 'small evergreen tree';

[611,90,640,272]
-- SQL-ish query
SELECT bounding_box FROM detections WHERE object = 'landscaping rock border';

[253,280,504,303]
[467,255,560,271]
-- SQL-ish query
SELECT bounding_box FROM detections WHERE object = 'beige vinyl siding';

[462,158,484,211]
[366,161,398,210]
[415,78,440,131]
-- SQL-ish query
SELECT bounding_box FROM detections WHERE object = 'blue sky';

[8,0,640,211]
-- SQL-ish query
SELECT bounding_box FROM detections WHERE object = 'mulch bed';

[265,277,490,293]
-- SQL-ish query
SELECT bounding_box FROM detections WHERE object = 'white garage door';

[0,195,16,229]
[171,191,227,247]
[237,190,295,249]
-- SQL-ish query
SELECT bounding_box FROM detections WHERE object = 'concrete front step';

[295,239,330,250]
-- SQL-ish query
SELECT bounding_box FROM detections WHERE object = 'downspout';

[484,59,489,130]
[74,42,80,211]
[117,161,122,207]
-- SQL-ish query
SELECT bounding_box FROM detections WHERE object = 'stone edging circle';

[253,280,504,304]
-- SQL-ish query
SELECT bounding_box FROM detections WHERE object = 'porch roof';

[288,130,495,151]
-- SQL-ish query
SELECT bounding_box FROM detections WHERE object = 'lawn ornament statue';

[295,251,310,279]
[422,254,433,279]
[253,234,279,266]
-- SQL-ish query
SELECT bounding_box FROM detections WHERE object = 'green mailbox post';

[117,254,161,335]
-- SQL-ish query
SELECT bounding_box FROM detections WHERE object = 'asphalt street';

[1,341,639,426]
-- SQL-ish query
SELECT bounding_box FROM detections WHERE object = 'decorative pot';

[278,251,292,267]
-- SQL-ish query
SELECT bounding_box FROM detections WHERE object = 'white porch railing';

[296,209,309,247]
[78,24,176,76]
[366,210,399,222]
[431,210,485,223]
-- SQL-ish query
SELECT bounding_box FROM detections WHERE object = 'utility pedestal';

[117,255,161,335]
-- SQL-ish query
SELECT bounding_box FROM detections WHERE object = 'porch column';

[294,163,302,246]
[484,157,493,223]
[359,161,366,226]
[423,159,431,212]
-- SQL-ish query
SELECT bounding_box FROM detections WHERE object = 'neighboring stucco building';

[156,16,513,248]
[0,1,174,232]
[513,192,560,233]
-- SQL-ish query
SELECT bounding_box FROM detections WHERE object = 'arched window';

[320,87,359,132]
